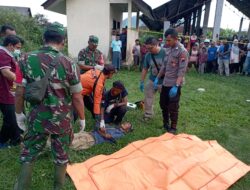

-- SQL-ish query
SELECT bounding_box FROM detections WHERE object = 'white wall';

[66,0,110,58]
[126,29,138,65]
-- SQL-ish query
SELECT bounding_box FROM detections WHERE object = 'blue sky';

[0,0,249,31]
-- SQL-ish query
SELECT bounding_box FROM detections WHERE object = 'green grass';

[0,70,249,189]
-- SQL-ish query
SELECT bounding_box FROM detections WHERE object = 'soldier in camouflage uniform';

[78,35,104,73]
[14,22,85,190]
[154,28,188,134]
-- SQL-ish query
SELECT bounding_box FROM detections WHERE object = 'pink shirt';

[199,52,208,64]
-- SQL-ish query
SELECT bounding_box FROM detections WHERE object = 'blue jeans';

[246,57,250,74]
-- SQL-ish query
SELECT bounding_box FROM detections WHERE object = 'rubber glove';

[79,119,86,132]
[15,112,27,131]
[100,119,105,129]
[153,77,159,90]
[169,85,179,98]
[106,104,115,113]
[140,81,144,92]
[94,64,104,71]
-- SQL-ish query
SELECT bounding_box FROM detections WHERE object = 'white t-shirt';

[230,45,239,63]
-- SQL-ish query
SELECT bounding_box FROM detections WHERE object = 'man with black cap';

[102,80,128,125]
[78,35,104,73]
[14,22,85,189]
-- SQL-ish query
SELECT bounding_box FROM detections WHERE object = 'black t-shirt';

[103,89,128,109]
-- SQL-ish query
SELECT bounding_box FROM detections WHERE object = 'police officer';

[154,28,188,134]
[78,35,104,73]
[14,22,85,189]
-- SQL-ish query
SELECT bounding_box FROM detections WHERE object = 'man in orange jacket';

[80,64,116,130]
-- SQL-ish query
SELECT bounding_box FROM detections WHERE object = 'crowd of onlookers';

[132,33,250,77]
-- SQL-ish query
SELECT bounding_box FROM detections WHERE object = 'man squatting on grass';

[154,28,188,134]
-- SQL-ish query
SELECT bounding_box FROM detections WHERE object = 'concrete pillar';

[191,10,197,34]
[248,22,250,40]
[126,0,134,64]
[183,17,188,35]
[238,17,243,38]
[127,1,132,29]
[164,20,170,33]
[187,16,191,35]
[203,0,211,37]
[136,11,140,30]
[196,7,202,36]
[213,0,224,41]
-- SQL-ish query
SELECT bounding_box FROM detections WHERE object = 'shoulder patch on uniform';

[180,52,187,62]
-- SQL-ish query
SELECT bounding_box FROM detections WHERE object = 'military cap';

[45,22,65,36]
[88,35,99,45]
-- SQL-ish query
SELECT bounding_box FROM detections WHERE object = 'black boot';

[14,162,33,190]
[54,164,67,190]
[163,123,170,131]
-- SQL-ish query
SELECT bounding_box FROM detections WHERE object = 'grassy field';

[0,69,249,189]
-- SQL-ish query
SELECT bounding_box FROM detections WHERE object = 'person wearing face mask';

[14,22,85,190]
[78,35,104,73]
[0,35,21,148]
[139,37,166,121]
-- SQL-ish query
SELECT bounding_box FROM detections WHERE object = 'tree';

[0,9,43,51]
[220,28,236,40]
[34,13,50,27]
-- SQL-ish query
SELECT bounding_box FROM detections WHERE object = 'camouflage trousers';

[20,128,73,165]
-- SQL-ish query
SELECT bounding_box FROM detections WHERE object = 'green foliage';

[139,30,163,44]
[220,28,237,40]
[0,70,249,189]
[206,30,213,39]
[0,9,43,51]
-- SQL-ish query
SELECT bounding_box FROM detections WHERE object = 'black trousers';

[160,86,181,129]
[229,63,239,73]
[73,95,95,122]
[104,105,127,125]
[206,60,218,73]
[0,103,20,144]
[84,95,95,118]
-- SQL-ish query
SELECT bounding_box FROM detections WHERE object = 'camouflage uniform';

[20,46,82,164]
[78,35,103,73]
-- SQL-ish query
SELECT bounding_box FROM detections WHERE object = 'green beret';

[88,35,99,45]
[45,22,65,36]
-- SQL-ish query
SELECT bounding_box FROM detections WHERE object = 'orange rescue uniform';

[80,69,105,115]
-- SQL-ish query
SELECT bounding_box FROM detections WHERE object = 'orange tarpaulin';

[67,133,249,190]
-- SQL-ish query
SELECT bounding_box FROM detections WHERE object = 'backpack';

[24,53,62,104]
